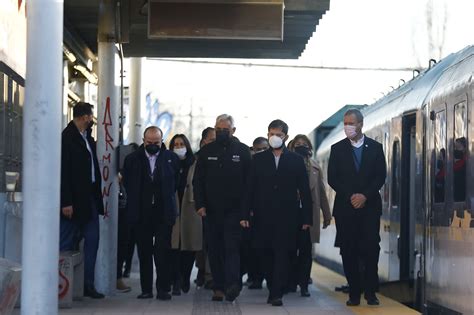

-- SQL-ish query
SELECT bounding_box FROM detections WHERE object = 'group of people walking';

[59,102,386,308]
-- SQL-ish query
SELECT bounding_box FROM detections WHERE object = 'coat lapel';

[343,138,358,176]
[358,137,370,175]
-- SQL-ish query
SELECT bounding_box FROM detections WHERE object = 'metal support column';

[95,0,119,295]
[128,57,143,144]
[21,0,63,313]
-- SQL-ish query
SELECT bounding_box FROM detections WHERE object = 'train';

[315,44,474,314]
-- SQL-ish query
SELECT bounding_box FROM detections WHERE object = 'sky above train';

[136,0,474,147]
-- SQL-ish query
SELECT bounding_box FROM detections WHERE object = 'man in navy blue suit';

[328,109,386,306]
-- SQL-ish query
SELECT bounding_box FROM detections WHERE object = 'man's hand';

[351,194,367,209]
[240,220,250,228]
[322,220,330,229]
[302,224,311,230]
[197,207,207,217]
[62,206,73,219]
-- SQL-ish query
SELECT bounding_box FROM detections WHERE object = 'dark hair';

[253,137,269,147]
[287,139,294,151]
[292,134,313,151]
[73,102,94,118]
[169,134,194,157]
[456,137,467,147]
[268,119,289,135]
[129,142,139,151]
[201,127,215,140]
[143,126,163,138]
[344,109,364,123]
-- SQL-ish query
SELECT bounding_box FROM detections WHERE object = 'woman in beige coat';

[169,135,203,295]
[289,134,331,297]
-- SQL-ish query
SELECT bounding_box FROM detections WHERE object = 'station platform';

[13,263,419,315]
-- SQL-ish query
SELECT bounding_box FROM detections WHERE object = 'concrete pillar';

[21,0,63,313]
[128,58,143,144]
[95,0,119,295]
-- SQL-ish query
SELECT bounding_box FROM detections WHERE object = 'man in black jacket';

[328,109,386,306]
[240,119,312,307]
[194,114,252,302]
[60,102,105,299]
[122,126,180,300]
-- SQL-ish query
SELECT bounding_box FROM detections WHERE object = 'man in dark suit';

[194,115,252,302]
[122,126,180,300]
[60,102,105,298]
[328,109,386,306]
[241,119,312,307]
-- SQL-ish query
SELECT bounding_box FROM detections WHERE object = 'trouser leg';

[298,229,313,288]
[224,212,241,290]
[205,215,225,291]
[341,245,361,301]
[83,201,100,288]
[136,223,154,294]
[180,251,196,284]
[117,206,130,279]
[272,249,289,299]
[154,221,173,292]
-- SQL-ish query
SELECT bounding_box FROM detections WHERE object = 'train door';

[425,102,447,311]
[400,113,416,282]
[389,117,401,280]
[389,113,417,282]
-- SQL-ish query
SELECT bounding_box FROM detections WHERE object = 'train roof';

[317,45,474,155]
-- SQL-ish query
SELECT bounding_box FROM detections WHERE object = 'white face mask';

[174,147,187,160]
[269,135,283,149]
[344,125,358,140]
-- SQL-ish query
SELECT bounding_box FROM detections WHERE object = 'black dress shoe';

[156,291,172,300]
[212,290,225,302]
[300,287,310,297]
[366,297,380,306]
[181,279,190,293]
[225,284,240,302]
[137,292,153,299]
[346,299,360,306]
[84,286,105,299]
[266,296,272,304]
[271,298,283,306]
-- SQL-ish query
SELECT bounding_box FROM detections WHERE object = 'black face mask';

[294,146,311,157]
[454,150,464,159]
[87,120,95,130]
[216,130,230,143]
[145,144,160,155]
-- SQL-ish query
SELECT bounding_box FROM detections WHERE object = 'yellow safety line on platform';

[311,262,421,315]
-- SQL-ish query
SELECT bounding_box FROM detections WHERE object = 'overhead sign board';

[148,0,284,41]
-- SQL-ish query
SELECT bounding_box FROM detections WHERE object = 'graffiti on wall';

[144,93,173,141]
[101,97,113,219]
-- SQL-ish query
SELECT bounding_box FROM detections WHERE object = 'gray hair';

[215,114,235,128]
[344,109,364,123]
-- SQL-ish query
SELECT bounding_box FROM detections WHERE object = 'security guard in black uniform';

[194,114,252,302]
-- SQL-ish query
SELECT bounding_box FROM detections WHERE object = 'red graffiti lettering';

[103,166,109,181]
[102,153,111,164]
[103,201,109,219]
[102,97,114,151]
[58,258,70,300]
[102,182,112,197]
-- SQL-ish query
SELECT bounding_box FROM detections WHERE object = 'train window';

[391,140,400,207]
[453,102,467,203]
[434,110,446,203]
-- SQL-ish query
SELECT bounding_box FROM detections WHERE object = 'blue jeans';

[60,199,100,288]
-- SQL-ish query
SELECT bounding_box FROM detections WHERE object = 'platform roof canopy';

[64,0,330,60]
